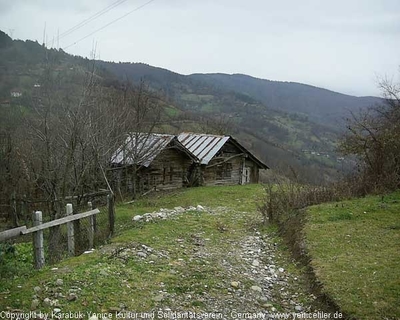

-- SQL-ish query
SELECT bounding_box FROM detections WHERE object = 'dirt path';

[145,231,317,318]
[104,206,320,318]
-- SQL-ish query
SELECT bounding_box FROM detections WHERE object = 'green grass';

[0,185,274,312]
[164,106,181,117]
[305,191,400,319]
[180,94,214,103]
[114,185,264,233]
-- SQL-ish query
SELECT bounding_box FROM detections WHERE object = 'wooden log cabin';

[110,132,268,195]
[110,133,196,194]
[177,133,268,186]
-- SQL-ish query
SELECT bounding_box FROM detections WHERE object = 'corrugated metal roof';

[111,133,175,167]
[177,132,229,165]
[111,132,269,169]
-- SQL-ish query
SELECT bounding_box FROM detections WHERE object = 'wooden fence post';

[33,211,45,269]
[107,194,115,237]
[66,203,75,256]
[73,205,82,254]
[87,201,94,249]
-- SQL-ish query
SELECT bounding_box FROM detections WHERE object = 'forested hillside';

[0,31,378,184]
[189,73,381,128]
[99,61,372,182]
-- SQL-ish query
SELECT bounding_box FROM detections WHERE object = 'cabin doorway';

[241,166,251,184]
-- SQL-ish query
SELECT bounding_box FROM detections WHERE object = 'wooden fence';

[0,194,115,269]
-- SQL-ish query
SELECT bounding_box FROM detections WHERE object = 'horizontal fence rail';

[0,198,115,269]
[22,209,100,235]
[0,209,99,240]
[0,226,27,242]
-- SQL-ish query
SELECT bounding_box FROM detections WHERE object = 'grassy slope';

[305,191,400,319]
[0,185,311,313]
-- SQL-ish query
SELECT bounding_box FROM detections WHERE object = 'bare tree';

[109,80,163,199]
[339,72,400,192]
[200,113,235,135]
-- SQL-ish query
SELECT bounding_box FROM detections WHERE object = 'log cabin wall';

[201,141,262,186]
[202,156,242,186]
[138,148,192,192]
[111,147,193,195]
[201,142,243,186]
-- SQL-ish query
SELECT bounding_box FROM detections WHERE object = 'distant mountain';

[98,60,380,128]
[189,73,381,127]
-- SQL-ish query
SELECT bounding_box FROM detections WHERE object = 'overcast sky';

[1,0,399,96]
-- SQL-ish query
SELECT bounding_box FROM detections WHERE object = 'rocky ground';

[23,206,322,319]
[109,207,317,318]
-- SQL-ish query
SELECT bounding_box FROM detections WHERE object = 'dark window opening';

[216,163,232,180]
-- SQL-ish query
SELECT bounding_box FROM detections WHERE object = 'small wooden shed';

[110,133,195,194]
[110,132,268,195]
[177,133,268,186]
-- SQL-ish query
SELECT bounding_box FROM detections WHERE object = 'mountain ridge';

[96,60,381,128]
[0,31,380,183]
[191,72,378,99]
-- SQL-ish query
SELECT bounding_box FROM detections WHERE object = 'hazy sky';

[1,0,399,96]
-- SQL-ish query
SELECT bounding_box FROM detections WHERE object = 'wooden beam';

[206,153,245,169]
[21,209,100,235]
[0,226,27,242]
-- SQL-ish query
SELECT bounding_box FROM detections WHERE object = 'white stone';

[250,285,262,293]
[142,244,153,252]
[153,294,164,302]
[132,215,142,221]
[252,259,260,267]
[50,299,59,306]
[55,279,63,286]
[31,299,40,309]
[99,269,108,276]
